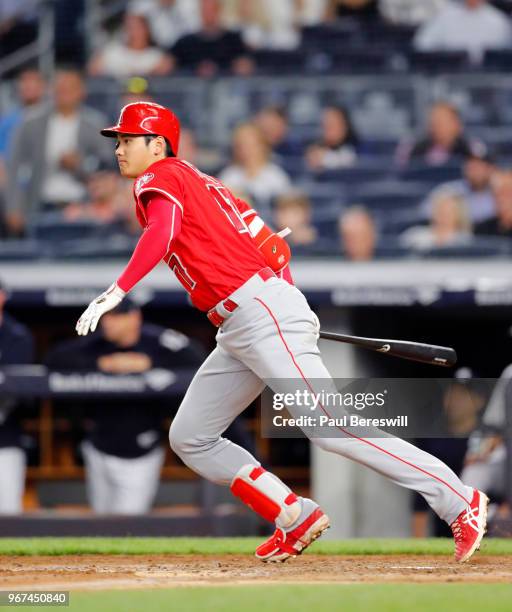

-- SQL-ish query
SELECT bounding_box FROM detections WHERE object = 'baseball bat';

[319,330,457,368]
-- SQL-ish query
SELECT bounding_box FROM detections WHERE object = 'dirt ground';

[0,554,510,590]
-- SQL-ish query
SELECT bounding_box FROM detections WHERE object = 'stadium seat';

[409,51,470,73]
[252,51,307,75]
[301,24,361,54]
[420,237,512,258]
[399,163,462,184]
[348,180,428,211]
[311,164,391,185]
[0,239,42,261]
[329,50,395,74]
[483,50,512,72]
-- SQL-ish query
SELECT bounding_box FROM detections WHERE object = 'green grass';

[13,584,512,612]
[0,537,511,556]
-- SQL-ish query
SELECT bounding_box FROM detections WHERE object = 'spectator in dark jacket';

[306,106,359,171]
[397,102,474,167]
[476,170,512,237]
[171,0,254,77]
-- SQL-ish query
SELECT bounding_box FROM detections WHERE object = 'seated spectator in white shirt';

[380,0,448,25]
[401,192,472,251]
[414,0,512,63]
[7,69,110,235]
[219,122,291,208]
[338,206,377,261]
[221,0,301,50]
[422,146,497,222]
[306,106,358,172]
[88,13,174,78]
[128,0,200,49]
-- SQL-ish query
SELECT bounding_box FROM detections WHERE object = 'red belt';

[207,267,276,327]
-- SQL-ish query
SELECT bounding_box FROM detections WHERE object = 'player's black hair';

[144,134,175,157]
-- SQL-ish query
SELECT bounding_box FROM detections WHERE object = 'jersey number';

[207,184,249,234]
[166,253,197,292]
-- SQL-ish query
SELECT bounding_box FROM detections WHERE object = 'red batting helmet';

[101,102,180,156]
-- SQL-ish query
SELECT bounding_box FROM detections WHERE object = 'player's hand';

[76,283,126,336]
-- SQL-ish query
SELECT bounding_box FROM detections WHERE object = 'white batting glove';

[76,283,126,336]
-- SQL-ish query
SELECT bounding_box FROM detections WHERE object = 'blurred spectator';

[171,0,254,77]
[0,278,34,514]
[219,122,291,207]
[476,170,512,237]
[129,0,200,48]
[178,127,223,172]
[401,192,472,251]
[306,106,358,171]
[295,0,330,25]
[254,106,303,159]
[62,161,132,229]
[223,0,328,39]
[380,0,448,25]
[221,0,301,50]
[0,68,46,165]
[0,0,38,58]
[326,0,379,20]
[414,0,512,64]
[0,68,46,195]
[274,191,318,246]
[338,206,377,260]
[88,13,174,77]
[397,102,473,167]
[423,146,496,222]
[46,300,205,515]
[6,69,110,235]
[412,370,487,537]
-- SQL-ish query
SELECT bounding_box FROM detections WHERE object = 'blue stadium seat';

[399,163,462,183]
[253,50,307,75]
[348,180,428,210]
[311,164,390,185]
[280,155,306,178]
[28,215,105,243]
[420,237,512,258]
[409,51,470,73]
[301,24,361,53]
[329,50,395,74]
[0,240,42,261]
[483,50,512,72]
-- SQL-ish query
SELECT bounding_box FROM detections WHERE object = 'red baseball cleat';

[451,489,489,563]
[255,499,330,562]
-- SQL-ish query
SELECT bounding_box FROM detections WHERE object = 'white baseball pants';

[169,274,473,524]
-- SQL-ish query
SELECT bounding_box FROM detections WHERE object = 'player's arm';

[236,197,293,283]
[76,193,182,336]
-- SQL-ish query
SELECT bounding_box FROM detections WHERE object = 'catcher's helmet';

[101,102,180,156]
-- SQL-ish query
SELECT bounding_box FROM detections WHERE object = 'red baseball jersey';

[132,158,267,311]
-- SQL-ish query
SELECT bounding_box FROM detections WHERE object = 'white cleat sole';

[458,493,489,563]
[261,513,331,563]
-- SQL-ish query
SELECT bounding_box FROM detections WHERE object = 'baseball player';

[76,102,488,562]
